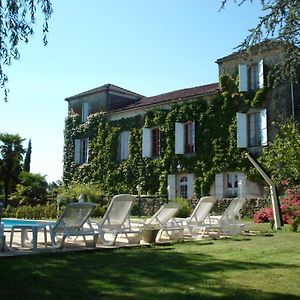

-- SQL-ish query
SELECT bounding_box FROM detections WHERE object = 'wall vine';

[63,74,270,197]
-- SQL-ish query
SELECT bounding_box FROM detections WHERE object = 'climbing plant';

[63,72,276,197]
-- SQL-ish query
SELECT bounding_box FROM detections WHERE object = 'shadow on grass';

[0,245,299,300]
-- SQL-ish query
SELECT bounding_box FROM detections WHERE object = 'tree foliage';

[0,0,53,100]
[23,138,32,172]
[0,133,25,206]
[8,171,48,206]
[259,118,300,191]
[220,0,300,84]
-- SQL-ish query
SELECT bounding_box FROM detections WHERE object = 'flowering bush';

[253,187,300,231]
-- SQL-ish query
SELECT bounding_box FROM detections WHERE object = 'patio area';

[0,228,154,257]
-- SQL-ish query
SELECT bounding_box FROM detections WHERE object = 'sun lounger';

[92,194,142,245]
[49,202,99,249]
[204,197,246,236]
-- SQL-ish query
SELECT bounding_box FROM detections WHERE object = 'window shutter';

[215,173,224,199]
[258,59,264,89]
[86,138,89,163]
[175,122,184,154]
[192,121,196,153]
[236,113,247,148]
[167,175,176,200]
[239,64,248,92]
[119,131,129,160]
[187,174,194,199]
[82,102,89,122]
[260,108,268,146]
[142,128,151,158]
[237,173,246,198]
[74,139,81,164]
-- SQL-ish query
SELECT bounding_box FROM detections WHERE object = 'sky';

[0,0,263,183]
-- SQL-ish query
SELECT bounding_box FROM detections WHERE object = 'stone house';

[63,41,299,200]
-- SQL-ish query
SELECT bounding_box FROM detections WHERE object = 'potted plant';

[142,224,161,243]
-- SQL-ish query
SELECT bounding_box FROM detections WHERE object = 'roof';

[65,83,144,101]
[216,40,283,64]
[107,82,219,114]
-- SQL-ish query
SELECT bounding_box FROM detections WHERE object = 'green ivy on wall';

[63,74,270,197]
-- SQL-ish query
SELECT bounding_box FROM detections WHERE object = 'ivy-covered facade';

[63,41,300,199]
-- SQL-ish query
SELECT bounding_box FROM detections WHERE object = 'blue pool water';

[1,218,53,229]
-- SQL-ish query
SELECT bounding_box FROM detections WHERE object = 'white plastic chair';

[175,196,216,238]
[93,194,142,245]
[143,203,183,242]
[205,197,246,236]
[49,202,98,249]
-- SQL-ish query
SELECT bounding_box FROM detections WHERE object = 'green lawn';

[0,223,300,300]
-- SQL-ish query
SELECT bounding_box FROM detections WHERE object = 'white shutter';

[187,174,194,199]
[175,122,184,154]
[237,173,246,198]
[142,128,151,158]
[86,138,89,162]
[215,173,224,199]
[167,175,176,200]
[258,59,264,89]
[192,121,196,153]
[236,113,247,148]
[74,139,81,164]
[82,102,89,122]
[260,108,268,146]
[120,131,129,160]
[239,64,248,92]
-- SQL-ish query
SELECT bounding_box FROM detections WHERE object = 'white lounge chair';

[49,202,99,249]
[205,197,246,236]
[142,203,183,243]
[175,196,216,238]
[93,194,142,245]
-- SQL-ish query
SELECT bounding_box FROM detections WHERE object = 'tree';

[259,118,300,192]
[0,0,53,101]
[23,139,32,172]
[220,0,300,84]
[9,171,48,206]
[0,133,25,207]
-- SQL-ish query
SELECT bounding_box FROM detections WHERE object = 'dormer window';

[239,60,264,92]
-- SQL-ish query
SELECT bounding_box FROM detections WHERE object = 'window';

[175,121,195,154]
[167,174,194,200]
[248,63,259,91]
[239,60,264,92]
[151,127,160,157]
[142,127,160,158]
[248,112,261,146]
[184,122,195,153]
[179,176,188,198]
[215,173,246,198]
[226,173,238,197]
[118,131,130,161]
[74,139,89,164]
[236,109,267,148]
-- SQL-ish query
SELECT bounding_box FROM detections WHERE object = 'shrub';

[253,187,300,231]
[172,198,191,218]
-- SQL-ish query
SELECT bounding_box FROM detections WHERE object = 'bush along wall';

[63,74,271,197]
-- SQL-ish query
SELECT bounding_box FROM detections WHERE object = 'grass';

[0,222,300,300]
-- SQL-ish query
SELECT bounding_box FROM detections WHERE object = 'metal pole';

[246,152,283,230]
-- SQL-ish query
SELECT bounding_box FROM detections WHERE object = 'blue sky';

[0,0,262,183]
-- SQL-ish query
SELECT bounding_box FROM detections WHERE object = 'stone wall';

[136,196,271,218]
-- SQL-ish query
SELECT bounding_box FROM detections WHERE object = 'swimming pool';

[1,218,53,229]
